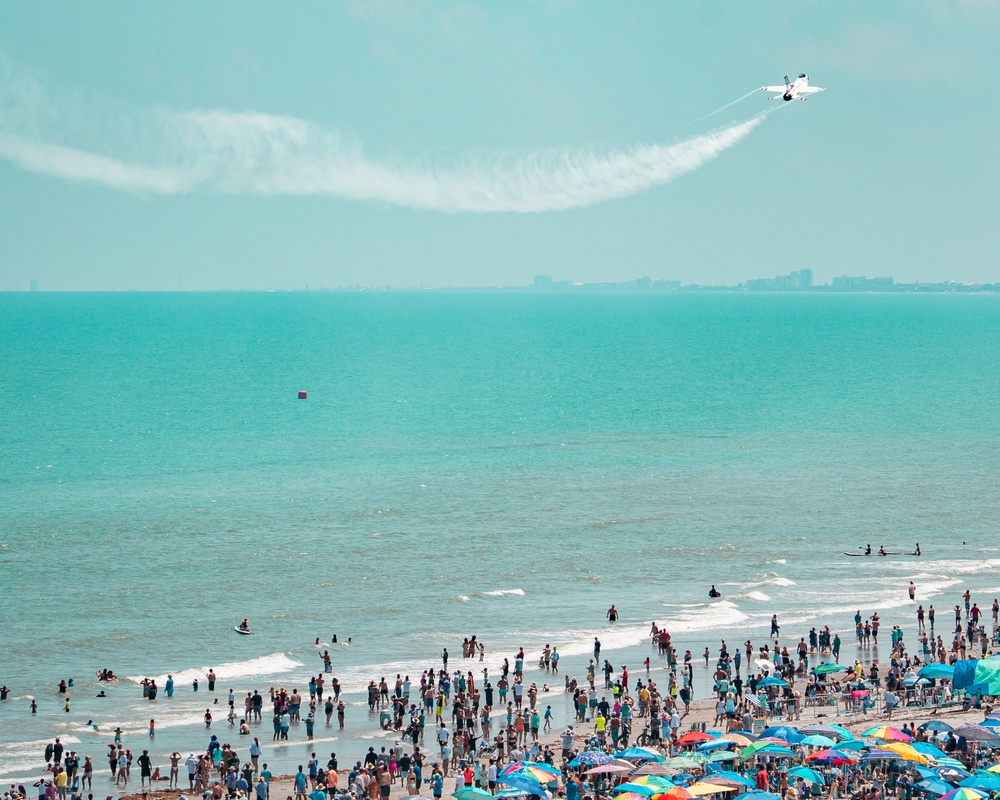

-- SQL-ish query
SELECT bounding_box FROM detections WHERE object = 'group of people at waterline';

[14,586,1000,800]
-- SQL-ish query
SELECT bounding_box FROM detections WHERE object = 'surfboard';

[234,627,253,635]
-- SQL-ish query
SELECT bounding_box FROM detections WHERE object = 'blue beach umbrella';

[911,743,947,759]
[959,775,1000,793]
[800,735,836,748]
[571,751,612,767]
[915,780,954,796]
[785,767,824,784]
[919,664,956,680]
[759,677,789,688]
[495,774,545,794]
[614,783,657,796]
[760,727,804,745]
[698,740,738,752]
[918,721,954,733]
[454,790,496,800]
[734,791,782,800]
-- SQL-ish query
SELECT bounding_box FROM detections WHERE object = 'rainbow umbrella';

[862,726,913,742]
[806,749,858,766]
[501,762,562,780]
[939,789,986,800]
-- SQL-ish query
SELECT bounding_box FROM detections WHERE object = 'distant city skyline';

[1,3,999,290]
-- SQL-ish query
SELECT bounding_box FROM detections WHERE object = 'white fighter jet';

[760,73,825,101]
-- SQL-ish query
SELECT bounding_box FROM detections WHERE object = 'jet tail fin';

[784,75,790,87]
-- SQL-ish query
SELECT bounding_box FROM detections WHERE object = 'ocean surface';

[1,291,999,779]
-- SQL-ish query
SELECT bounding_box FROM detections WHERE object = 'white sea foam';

[741,590,772,602]
[481,589,525,597]
[124,652,303,687]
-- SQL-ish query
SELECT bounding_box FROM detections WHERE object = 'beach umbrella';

[919,721,955,734]
[806,749,858,766]
[705,772,755,789]
[572,751,613,767]
[653,788,695,800]
[719,734,756,747]
[698,740,738,753]
[785,767,824,784]
[615,783,660,796]
[495,792,530,800]
[812,663,848,675]
[863,726,913,743]
[634,764,680,777]
[619,747,668,762]
[760,726,804,744]
[586,766,633,775]
[688,783,739,796]
[915,780,954,796]
[666,757,705,770]
[678,732,717,745]
[495,774,545,794]
[918,664,956,680]
[708,752,740,764]
[800,735,836,748]
[939,788,986,800]
[502,762,563,781]
[836,740,872,752]
[454,790,495,800]
[628,777,675,790]
[743,745,795,760]
[910,743,947,759]
[861,750,903,762]
[979,718,1000,728]
[800,724,851,740]
[880,742,931,764]
[936,767,973,782]
[734,791,782,800]
[613,793,651,800]
[953,726,1000,743]
[959,775,1000,793]
[758,677,789,688]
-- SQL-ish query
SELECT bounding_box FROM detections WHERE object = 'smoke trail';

[0,64,768,213]
[683,89,760,128]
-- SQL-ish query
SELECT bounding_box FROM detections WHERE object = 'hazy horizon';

[2,2,999,291]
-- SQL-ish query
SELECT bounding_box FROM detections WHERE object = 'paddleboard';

[234,627,253,635]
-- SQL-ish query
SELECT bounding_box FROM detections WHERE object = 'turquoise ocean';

[1,292,999,779]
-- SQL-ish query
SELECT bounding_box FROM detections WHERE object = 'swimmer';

[239,618,250,632]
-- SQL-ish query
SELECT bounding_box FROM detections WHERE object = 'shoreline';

[6,581,999,792]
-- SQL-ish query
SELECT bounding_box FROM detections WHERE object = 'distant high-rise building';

[29,279,39,292]
[533,274,552,287]
[799,268,813,288]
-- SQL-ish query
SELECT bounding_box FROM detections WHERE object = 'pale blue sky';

[1,1,998,290]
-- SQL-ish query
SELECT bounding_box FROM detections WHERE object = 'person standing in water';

[607,606,618,623]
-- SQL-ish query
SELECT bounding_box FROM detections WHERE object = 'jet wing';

[797,86,824,94]
[760,86,788,93]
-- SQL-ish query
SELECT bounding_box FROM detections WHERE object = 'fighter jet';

[760,74,825,101]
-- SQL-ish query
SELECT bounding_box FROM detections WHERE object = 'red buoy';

[298,390,308,399]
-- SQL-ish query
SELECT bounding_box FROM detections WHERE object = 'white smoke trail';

[680,89,761,129]
[0,63,768,213]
